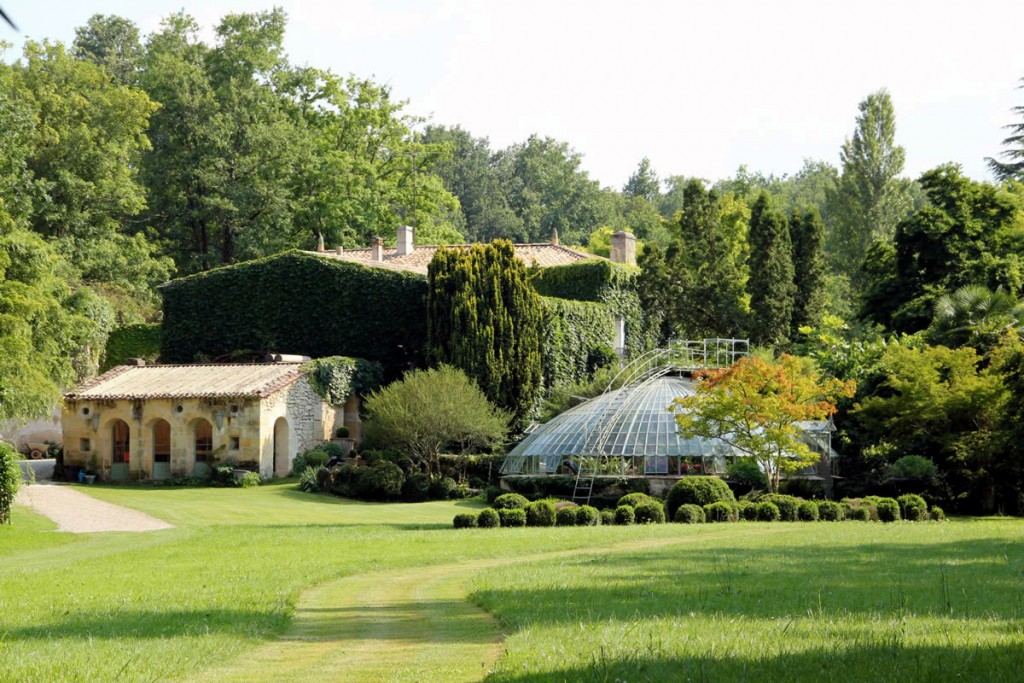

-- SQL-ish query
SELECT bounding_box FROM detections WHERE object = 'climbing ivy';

[0,442,21,525]
[540,297,616,389]
[102,323,162,371]
[303,356,384,405]
[160,251,428,377]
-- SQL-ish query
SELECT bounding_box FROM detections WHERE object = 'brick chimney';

[370,235,383,262]
[609,231,636,266]
[396,225,414,256]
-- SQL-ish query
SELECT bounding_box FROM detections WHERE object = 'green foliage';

[817,500,845,521]
[400,473,430,502]
[986,77,1024,181]
[755,501,781,521]
[665,477,736,520]
[428,476,458,500]
[617,492,657,509]
[789,207,828,336]
[760,494,801,522]
[614,505,635,525]
[887,455,937,480]
[897,494,929,521]
[452,513,478,529]
[725,459,768,489]
[427,241,543,425]
[0,442,22,524]
[555,506,579,527]
[633,501,665,524]
[304,450,329,469]
[531,258,638,303]
[930,505,946,521]
[673,504,706,524]
[704,501,738,523]
[539,296,617,391]
[364,365,509,478]
[498,508,527,527]
[869,496,902,522]
[102,323,161,371]
[797,500,820,521]
[476,507,500,528]
[297,466,322,493]
[737,500,759,521]
[748,192,795,346]
[845,505,871,522]
[238,471,261,488]
[525,500,556,527]
[576,505,600,526]
[161,251,428,373]
[303,356,384,405]
[599,508,616,526]
[358,461,405,500]
[927,285,1024,356]
[492,493,530,510]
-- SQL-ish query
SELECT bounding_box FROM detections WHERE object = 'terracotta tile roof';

[65,363,307,401]
[306,242,599,275]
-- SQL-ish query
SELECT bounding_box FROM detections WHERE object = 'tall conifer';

[790,207,827,337]
[748,193,795,346]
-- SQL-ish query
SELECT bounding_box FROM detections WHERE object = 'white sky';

[3,0,1022,189]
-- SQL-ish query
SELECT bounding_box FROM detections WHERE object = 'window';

[153,420,171,464]
[229,436,240,451]
[112,420,130,464]
[194,420,213,462]
[79,438,91,452]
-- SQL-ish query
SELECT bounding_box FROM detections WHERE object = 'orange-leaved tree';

[671,355,855,493]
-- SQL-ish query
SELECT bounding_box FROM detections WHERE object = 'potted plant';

[332,426,356,455]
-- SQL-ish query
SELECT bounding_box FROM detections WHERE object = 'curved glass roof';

[507,376,741,461]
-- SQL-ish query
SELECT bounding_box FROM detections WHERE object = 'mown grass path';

[193,530,778,683]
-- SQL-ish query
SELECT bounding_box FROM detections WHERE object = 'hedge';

[160,251,429,375]
[102,323,161,371]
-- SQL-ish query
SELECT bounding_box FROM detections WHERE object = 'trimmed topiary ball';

[525,500,556,527]
[576,505,600,526]
[665,476,735,520]
[737,500,758,521]
[493,493,530,510]
[477,508,500,528]
[634,501,665,524]
[846,505,870,521]
[499,508,527,527]
[817,500,844,521]
[873,498,901,522]
[556,506,579,527]
[756,501,781,521]
[674,503,706,524]
[704,501,738,523]
[929,505,945,521]
[797,500,820,521]
[896,494,928,521]
[600,508,616,526]
[453,513,478,529]
[615,505,635,525]
[759,494,800,521]
[617,492,657,509]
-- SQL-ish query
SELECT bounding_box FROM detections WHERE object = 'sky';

[3,0,1022,190]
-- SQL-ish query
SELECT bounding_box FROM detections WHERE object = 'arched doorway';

[273,417,290,478]
[110,420,130,482]
[194,419,213,477]
[152,419,171,480]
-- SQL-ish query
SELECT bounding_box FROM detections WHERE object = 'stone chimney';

[609,231,637,266]
[335,245,344,255]
[551,228,559,246]
[370,235,384,262]
[396,225,414,256]
[316,233,325,252]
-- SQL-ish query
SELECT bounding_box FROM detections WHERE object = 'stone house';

[61,360,359,481]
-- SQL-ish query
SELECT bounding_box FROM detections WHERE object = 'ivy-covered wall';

[540,297,616,389]
[102,323,162,372]
[160,251,427,376]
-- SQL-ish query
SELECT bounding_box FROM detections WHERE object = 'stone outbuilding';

[61,361,359,481]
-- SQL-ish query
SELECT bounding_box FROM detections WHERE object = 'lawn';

[1,482,1022,682]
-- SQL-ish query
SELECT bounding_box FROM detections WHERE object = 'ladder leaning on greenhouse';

[570,338,749,506]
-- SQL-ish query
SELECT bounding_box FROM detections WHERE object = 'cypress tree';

[789,207,827,337]
[426,240,542,427]
[748,193,795,346]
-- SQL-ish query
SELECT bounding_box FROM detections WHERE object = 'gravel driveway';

[15,482,174,533]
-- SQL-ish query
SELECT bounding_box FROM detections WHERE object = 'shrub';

[735,500,757,521]
[477,508,500,528]
[499,508,527,527]
[357,461,405,499]
[556,506,579,527]
[896,493,928,521]
[674,504,706,524]
[453,513,478,529]
[726,458,768,489]
[322,442,347,460]
[756,501,781,521]
[335,426,350,439]
[291,454,309,477]
[842,498,877,521]
[526,500,556,527]
[797,500,820,521]
[493,493,530,510]
[873,497,901,522]
[0,442,22,525]
[665,476,735,520]
[888,455,937,480]
[429,476,458,500]
[298,466,321,493]
[614,505,635,525]
[617,492,657,509]
[576,505,600,526]
[304,449,329,469]
[817,500,844,521]
[845,505,871,521]
[930,505,945,521]
[704,501,738,523]
[485,485,503,504]
[402,473,431,502]
[211,465,237,487]
[760,494,800,521]
[239,471,261,488]
[634,501,665,524]
[600,509,616,526]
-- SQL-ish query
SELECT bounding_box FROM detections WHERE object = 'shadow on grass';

[472,537,1024,624]
[4,609,281,641]
[487,643,1024,682]
[289,603,497,644]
